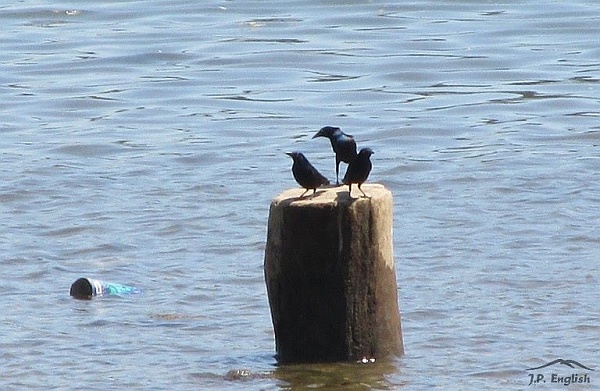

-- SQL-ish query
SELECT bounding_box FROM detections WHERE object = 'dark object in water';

[70,277,142,299]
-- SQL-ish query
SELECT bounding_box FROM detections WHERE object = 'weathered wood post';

[264,183,403,364]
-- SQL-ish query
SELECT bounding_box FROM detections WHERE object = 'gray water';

[1,0,599,389]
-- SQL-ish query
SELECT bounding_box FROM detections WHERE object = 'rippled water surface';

[2,1,599,389]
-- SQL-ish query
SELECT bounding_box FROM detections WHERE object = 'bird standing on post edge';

[286,152,330,197]
[312,126,357,185]
[342,148,374,198]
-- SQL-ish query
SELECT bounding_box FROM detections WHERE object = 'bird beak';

[312,131,322,139]
[285,152,293,157]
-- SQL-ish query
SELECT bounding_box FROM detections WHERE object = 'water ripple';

[2,1,600,390]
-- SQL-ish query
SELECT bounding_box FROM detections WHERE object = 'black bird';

[312,126,357,185]
[286,152,330,197]
[342,148,374,198]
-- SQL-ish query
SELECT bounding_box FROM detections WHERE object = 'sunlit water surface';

[1,1,599,389]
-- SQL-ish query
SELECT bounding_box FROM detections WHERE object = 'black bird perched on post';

[312,126,357,185]
[342,148,374,198]
[286,152,330,197]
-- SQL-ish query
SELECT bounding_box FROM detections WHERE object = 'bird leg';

[358,183,370,198]
[299,188,309,198]
[335,159,340,185]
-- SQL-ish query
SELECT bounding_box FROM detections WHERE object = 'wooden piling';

[264,184,403,364]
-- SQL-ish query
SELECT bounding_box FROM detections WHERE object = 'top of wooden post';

[272,183,390,206]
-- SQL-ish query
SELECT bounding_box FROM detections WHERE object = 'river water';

[1,1,599,389]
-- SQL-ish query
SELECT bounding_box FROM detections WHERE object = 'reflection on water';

[272,360,403,390]
[221,360,403,390]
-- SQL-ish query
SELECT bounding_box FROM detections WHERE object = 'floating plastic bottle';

[70,277,142,299]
